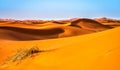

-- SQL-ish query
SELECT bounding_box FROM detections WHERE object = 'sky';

[0,0,120,20]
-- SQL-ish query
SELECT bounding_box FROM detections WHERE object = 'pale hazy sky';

[0,0,120,20]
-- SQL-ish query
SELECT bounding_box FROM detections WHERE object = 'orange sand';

[0,18,120,70]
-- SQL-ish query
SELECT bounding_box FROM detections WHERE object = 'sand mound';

[94,17,120,27]
[0,26,64,40]
[58,26,94,37]
[70,18,112,31]
[0,25,94,41]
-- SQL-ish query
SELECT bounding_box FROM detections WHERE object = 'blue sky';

[0,0,120,20]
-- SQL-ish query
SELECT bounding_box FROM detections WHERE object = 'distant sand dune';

[70,18,112,31]
[0,18,115,41]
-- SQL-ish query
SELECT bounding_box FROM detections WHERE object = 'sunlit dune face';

[0,18,120,70]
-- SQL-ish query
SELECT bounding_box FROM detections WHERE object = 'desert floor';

[0,18,120,70]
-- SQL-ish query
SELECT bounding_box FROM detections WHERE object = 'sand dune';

[70,18,112,31]
[0,26,94,41]
[0,18,114,41]
[0,26,120,70]
[0,18,120,70]
[0,26,64,40]
[95,17,120,27]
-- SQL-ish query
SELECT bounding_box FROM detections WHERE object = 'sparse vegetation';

[3,47,40,65]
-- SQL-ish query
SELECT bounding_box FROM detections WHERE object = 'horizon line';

[0,17,120,21]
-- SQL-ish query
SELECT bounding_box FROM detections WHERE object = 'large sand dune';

[0,18,120,70]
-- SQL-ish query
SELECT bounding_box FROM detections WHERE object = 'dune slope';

[0,27,120,70]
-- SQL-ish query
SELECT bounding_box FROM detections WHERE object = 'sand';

[0,18,120,70]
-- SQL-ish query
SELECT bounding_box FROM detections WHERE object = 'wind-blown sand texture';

[0,18,120,70]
